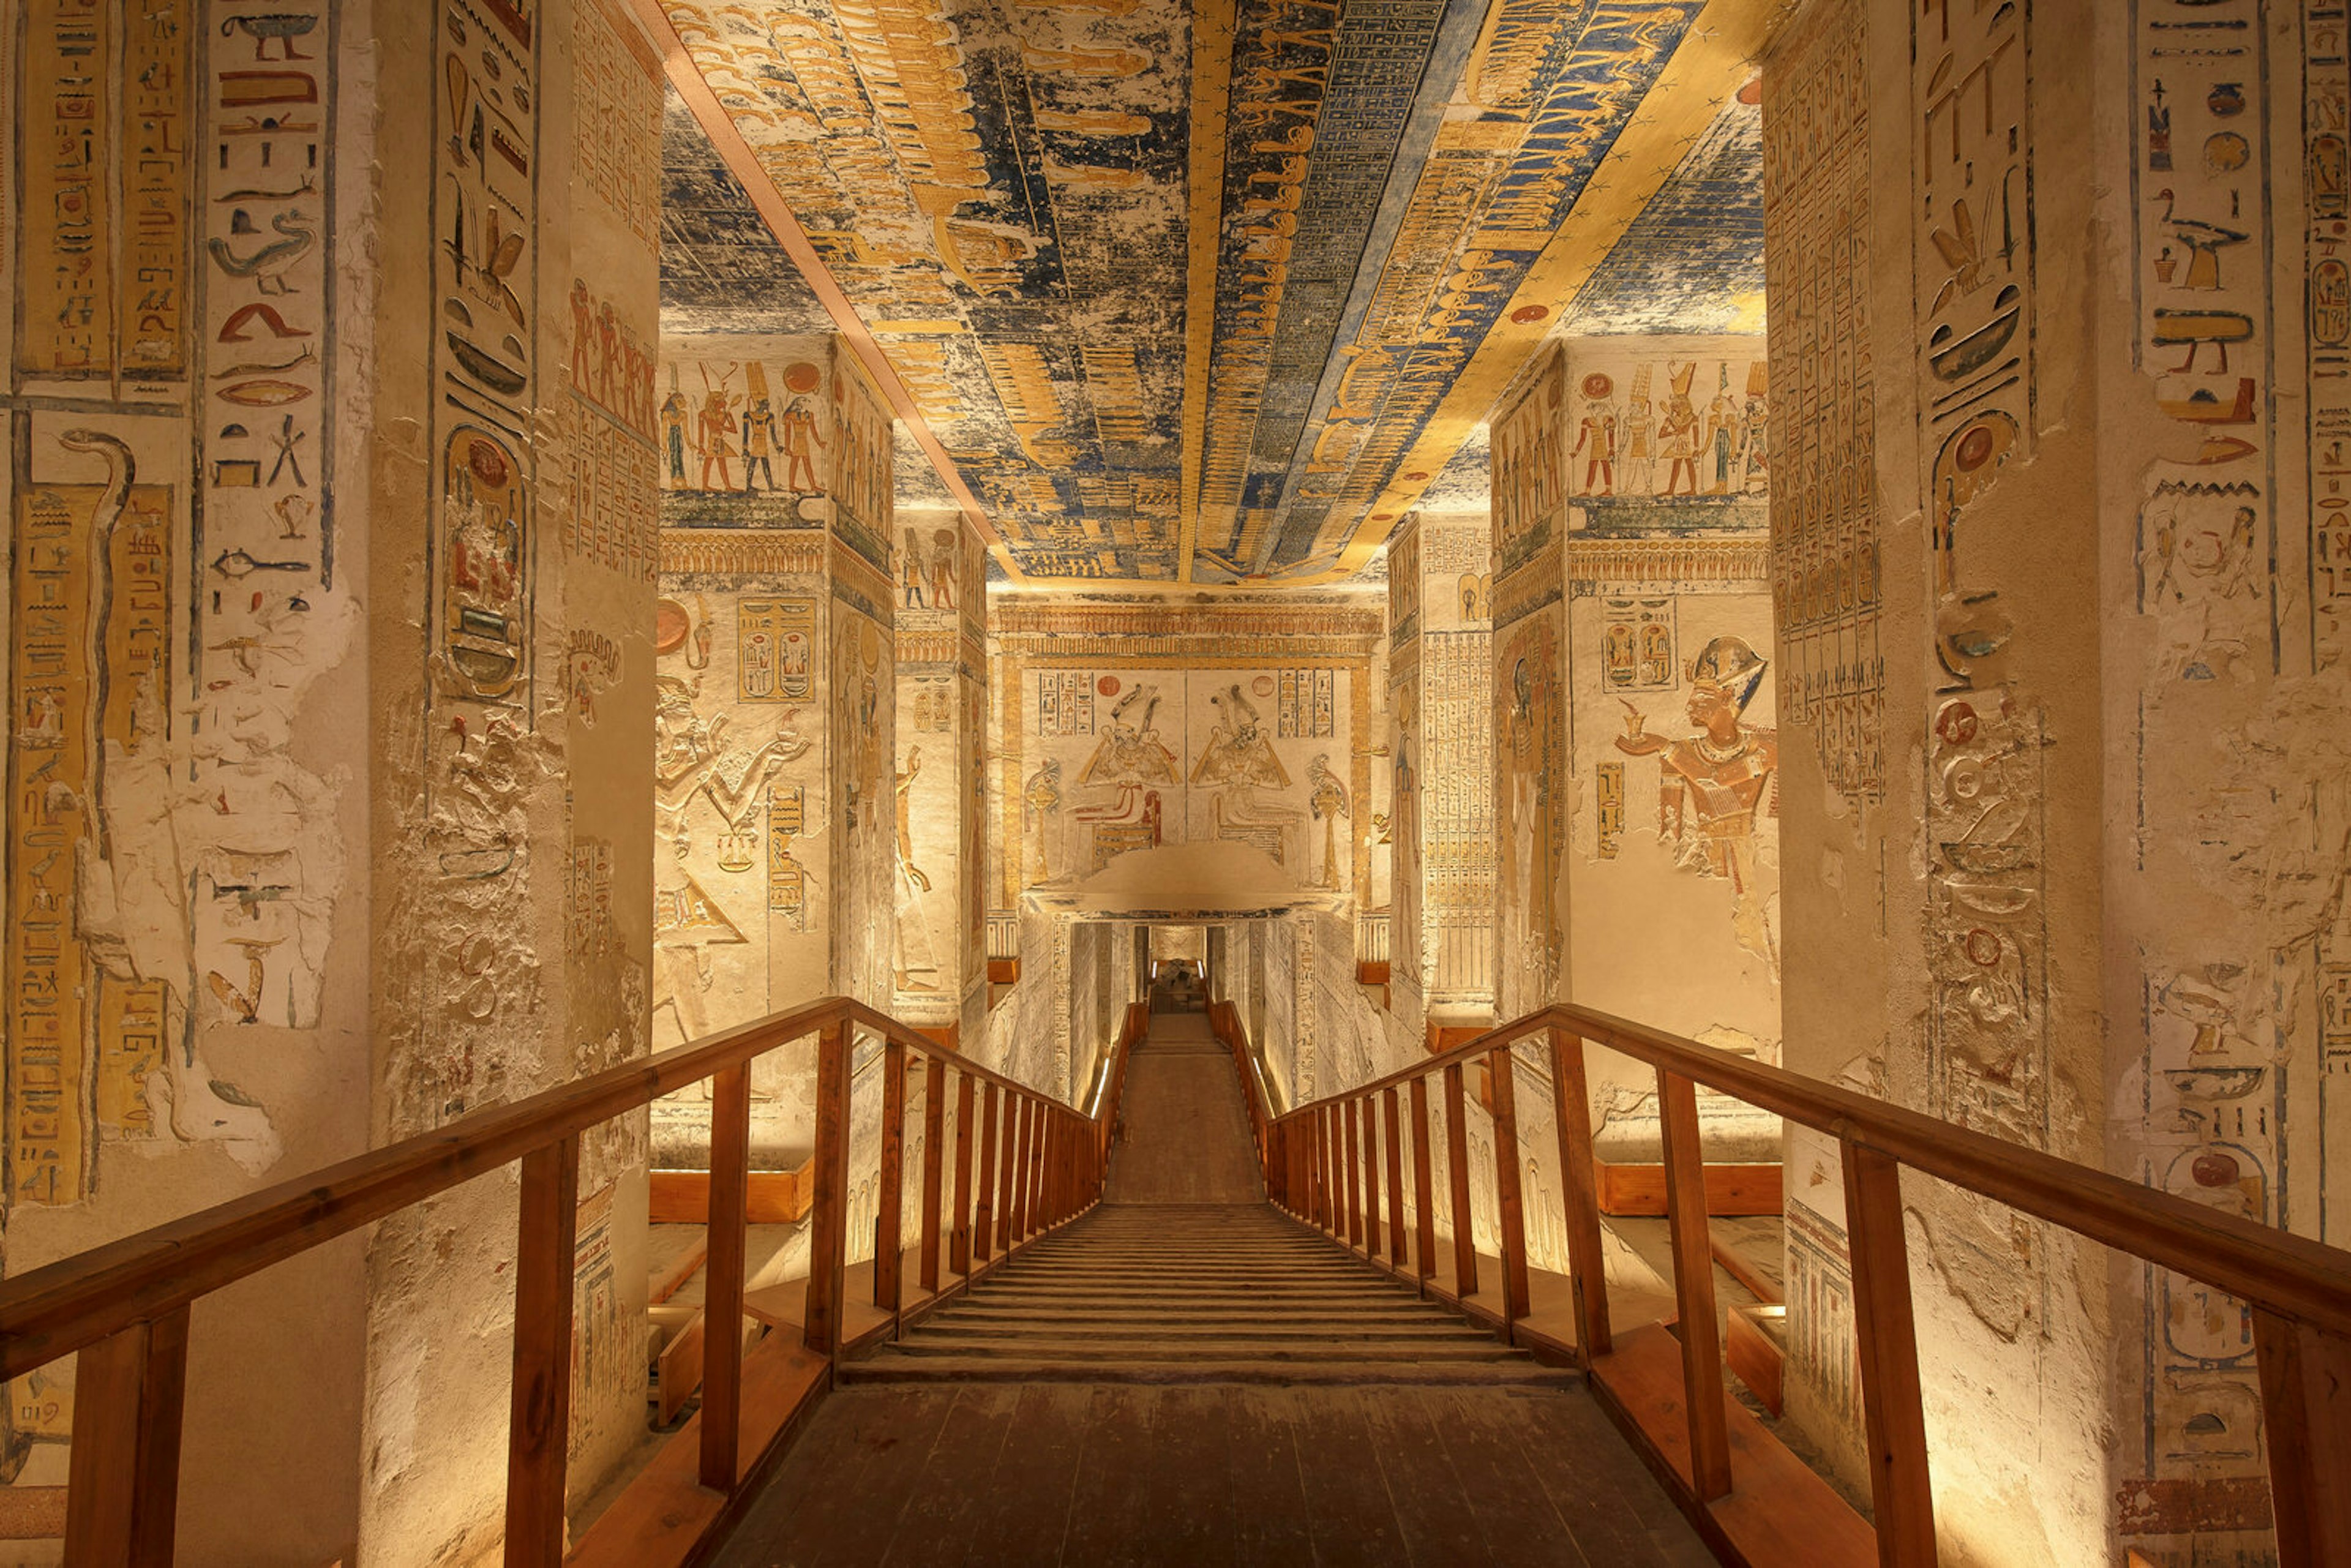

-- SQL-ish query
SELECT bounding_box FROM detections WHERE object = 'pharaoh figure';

[1615,634,1780,962]
[1307,754,1351,891]
[893,747,938,990]
[1659,361,1701,497]
[1504,653,1560,996]
[1022,757,1064,880]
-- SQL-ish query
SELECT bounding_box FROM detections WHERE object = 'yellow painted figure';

[1614,634,1778,887]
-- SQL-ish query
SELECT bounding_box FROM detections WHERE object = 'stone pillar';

[1763,0,2349,1559]
[0,0,665,1556]
[891,511,989,1045]
[363,0,665,1554]
[651,332,898,1165]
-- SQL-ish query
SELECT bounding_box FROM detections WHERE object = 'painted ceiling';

[652,0,1768,587]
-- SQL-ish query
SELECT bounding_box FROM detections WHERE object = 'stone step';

[904,1322,1499,1348]
[935,1303,1457,1327]
[836,1356,1580,1387]
[885,1334,1519,1364]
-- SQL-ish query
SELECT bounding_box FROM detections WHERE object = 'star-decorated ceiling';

[649,0,1770,587]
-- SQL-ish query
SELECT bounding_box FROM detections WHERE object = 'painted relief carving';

[1615,636,1780,966]
[1022,758,1065,881]
[1493,351,1565,578]
[19,0,195,380]
[1422,522,1494,1005]
[1307,754,1351,891]
[737,598,816,701]
[1762,0,1883,802]
[1194,682,1299,863]
[661,353,830,521]
[1916,0,2036,477]
[1495,610,1564,1012]
[892,748,939,991]
[573,0,662,243]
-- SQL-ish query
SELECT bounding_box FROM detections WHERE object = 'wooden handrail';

[1262,1002,2351,1568]
[0,995,1117,1566]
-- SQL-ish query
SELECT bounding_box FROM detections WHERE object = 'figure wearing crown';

[1614,635,1778,890]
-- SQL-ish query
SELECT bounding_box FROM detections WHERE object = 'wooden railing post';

[699,1068,750,1490]
[1029,1108,1051,1231]
[1309,1109,1326,1228]
[1488,1043,1531,1327]
[1361,1096,1382,1261]
[1409,1075,1437,1283]
[1659,1070,1731,1501]
[1841,1138,1935,1567]
[1008,1097,1034,1244]
[1382,1088,1408,1265]
[919,1056,947,1294]
[874,1035,908,1313]
[1443,1060,1479,1300]
[503,1135,579,1564]
[2255,1310,2351,1568]
[804,1021,851,1356]
[997,1093,1023,1250]
[1343,1097,1364,1250]
[1547,1027,1613,1360]
[951,1071,977,1277]
[64,1307,189,1567]
[976,1081,1002,1262]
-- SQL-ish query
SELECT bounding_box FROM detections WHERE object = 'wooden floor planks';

[710,1381,1712,1567]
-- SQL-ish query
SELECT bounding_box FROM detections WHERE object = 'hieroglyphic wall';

[1490,349,1569,1022]
[1,2,369,1547]
[1763,12,1883,806]
[993,601,1381,902]
[1406,517,1494,1015]
[652,333,895,1166]
[891,514,990,1032]
[1564,539,1779,1042]
[3,2,663,1556]
[2113,3,2351,1556]
[1768,0,2191,1561]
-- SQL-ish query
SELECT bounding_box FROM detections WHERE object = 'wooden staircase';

[844,1204,1571,1386]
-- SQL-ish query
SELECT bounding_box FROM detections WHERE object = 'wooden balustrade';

[1260,1003,2351,1568]
[0,996,1140,1568]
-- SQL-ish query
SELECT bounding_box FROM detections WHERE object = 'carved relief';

[1763,0,1884,802]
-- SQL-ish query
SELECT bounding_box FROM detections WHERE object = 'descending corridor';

[711,1013,1713,1566]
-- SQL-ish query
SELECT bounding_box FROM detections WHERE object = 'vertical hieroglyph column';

[1384,518,1427,1037]
[1763,0,2115,1549]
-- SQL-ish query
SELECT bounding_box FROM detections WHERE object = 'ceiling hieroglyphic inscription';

[659,0,1729,585]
